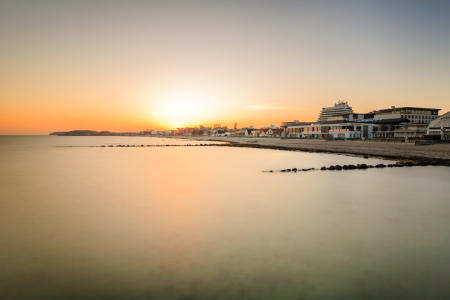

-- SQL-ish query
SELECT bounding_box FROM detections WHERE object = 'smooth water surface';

[1,136,450,299]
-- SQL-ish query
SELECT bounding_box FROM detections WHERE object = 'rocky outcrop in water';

[270,161,430,172]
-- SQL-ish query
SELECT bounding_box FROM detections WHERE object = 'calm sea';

[1,136,449,299]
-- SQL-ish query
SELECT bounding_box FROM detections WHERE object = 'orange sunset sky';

[1,0,449,134]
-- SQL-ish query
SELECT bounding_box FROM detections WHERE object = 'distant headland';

[50,130,116,136]
[49,130,150,136]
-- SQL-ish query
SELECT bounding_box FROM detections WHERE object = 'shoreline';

[165,136,450,166]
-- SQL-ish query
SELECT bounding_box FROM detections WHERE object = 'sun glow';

[151,90,215,128]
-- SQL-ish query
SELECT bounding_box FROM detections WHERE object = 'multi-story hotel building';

[317,101,354,122]
[283,104,442,139]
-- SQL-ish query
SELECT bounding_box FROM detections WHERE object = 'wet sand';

[167,136,450,166]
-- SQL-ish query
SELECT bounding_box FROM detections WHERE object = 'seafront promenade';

[168,136,450,165]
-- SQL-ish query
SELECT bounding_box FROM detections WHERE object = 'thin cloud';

[247,104,285,110]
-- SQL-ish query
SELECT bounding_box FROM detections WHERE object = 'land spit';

[164,136,450,166]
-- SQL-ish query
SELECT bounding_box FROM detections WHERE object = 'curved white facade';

[427,111,450,138]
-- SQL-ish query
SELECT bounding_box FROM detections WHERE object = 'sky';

[1,0,449,134]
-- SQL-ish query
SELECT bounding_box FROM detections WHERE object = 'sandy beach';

[167,136,450,165]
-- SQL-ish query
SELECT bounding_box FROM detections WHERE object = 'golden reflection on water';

[1,136,450,299]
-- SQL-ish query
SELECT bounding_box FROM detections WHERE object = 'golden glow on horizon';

[150,90,217,129]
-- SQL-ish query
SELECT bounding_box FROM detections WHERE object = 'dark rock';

[286,169,291,172]
[368,165,374,168]
[328,166,336,170]
[357,164,368,169]
[348,165,357,170]
[404,162,414,167]
[302,169,308,171]
[335,165,343,170]
[343,165,349,170]
[388,164,393,167]
[321,167,326,170]
[364,156,369,159]
[281,169,286,172]
[292,168,297,171]
[375,164,386,168]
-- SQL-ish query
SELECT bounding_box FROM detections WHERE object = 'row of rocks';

[278,168,316,172]
[268,162,420,172]
[320,162,415,170]
[322,162,415,170]
[98,144,222,147]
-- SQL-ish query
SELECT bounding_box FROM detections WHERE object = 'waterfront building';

[177,127,197,135]
[372,106,440,124]
[244,128,254,137]
[284,121,376,139]
[317,101,354,122]
[251,129,261,137]
[259,128,284,137]
[371,106,440,138]
[284,104,442,139]
[427,111,450,139]
[164,130,177,135]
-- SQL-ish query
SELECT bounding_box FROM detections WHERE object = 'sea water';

[1,136,449,299]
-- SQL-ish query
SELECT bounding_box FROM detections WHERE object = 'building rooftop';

[374,107,441,113]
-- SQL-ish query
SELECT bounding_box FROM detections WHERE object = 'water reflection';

[0,136,449,299]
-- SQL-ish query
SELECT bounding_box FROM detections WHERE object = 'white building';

[284,122,375,139]
[427,111,450,139]
[317,101,354,122]
[284,105,442,139]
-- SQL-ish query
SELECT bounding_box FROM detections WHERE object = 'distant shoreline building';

[317,101,354,122]
[283,103,441,139]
